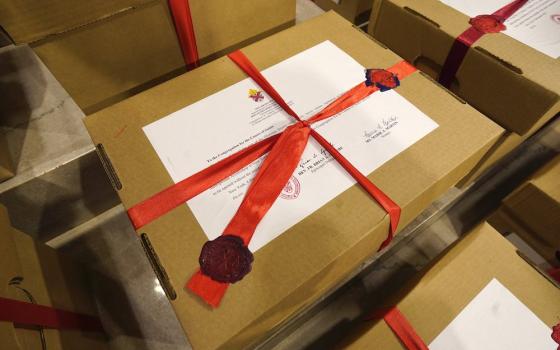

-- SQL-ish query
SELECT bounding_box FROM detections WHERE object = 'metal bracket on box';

[140,233,177,301]
[95,143,122,191]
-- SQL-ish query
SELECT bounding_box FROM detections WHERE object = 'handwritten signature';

[364,116,399,143]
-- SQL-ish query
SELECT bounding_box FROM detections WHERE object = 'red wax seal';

[199,235,254,283]
[552,323,560,349]
[365,69,400,91]
[469,15,506,33]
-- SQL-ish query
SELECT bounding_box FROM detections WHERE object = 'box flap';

[341,223,560,348]
[30,1,185,114]
[0,0,151,44]
[84,11,502,349]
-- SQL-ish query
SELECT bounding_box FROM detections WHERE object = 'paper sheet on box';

[430,278,556,349]
[143,41,438,252]
[440,0,560,58]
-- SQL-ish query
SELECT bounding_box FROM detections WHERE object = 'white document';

[430,278,556,350]
[441,0,560,58]
[144,41,438,252]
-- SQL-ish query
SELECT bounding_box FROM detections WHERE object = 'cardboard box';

[0,205,109,349]
[0,0,295,114]
[313,0,373,25]
[368,0,560,184]
[340,222,560,349]
[489,156,560,266]
[84,12,502,349]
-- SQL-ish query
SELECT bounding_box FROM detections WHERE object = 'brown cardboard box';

[368,0,560,184]
[84,12,502,349]
[0,0,185,115]
[489,156,560,265]
[313,0,373,25]
[0,133,14,182]
[0,205,109,349]
[0,0,296,114]
[340,223,560,349]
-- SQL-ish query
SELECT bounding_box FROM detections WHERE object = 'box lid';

[30,0,185,114]
[189,0,295,61]
[371,0,560,135]
[84,11,502,349]
[0,0,151,44]
[341,222,560,349]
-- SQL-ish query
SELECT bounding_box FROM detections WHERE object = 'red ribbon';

[168,0,200,69]
[184,53,415,307]
[438,0,528,87]
[0,297,104,333]
[366,307,429,350]
[127,50,416,307]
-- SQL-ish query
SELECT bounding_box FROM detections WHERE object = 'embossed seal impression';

[280,176,301,200]
[199,235,254,283]
[365,69,400,91]
[469,15,506,33]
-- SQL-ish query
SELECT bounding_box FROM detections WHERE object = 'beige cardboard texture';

[2,0,295,114]
[85,12,502,350]
[369,0,560,136]
[30,1,185,114]
[341,223,560,349]
[490,156,560,265]
[0,0,149,44]
[314,0,373,24]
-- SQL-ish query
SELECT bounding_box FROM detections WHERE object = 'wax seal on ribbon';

[469,15,506,33]
[365,69,400,91]
[199,235,254,283]
[552,323,560,349]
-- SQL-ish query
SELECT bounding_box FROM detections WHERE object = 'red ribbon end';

[186,270,229,308]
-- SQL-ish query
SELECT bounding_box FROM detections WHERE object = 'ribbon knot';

[298,120,311,128]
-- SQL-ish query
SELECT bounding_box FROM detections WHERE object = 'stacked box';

[0,205,109,349]
[341,223,560,349]
[368,0,560,185]
[0,0,295,114]
[84,12,502,349]
[489,156,560,266]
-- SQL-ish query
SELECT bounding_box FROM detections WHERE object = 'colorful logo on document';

[552,14,560,24]
[280,176,301,200]
[248,89,264,102]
